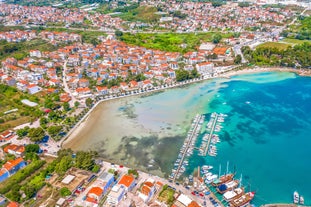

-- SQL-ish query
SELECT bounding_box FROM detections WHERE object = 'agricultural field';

[256,42,291,50]
[118,32,233,53]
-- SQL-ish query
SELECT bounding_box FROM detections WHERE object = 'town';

[0,0,311,206]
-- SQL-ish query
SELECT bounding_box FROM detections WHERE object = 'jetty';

[203,113,218,156]
[170,114,204,181]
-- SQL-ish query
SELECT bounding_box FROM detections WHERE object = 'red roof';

[7,202,19,207]
[3,157,24,171]
[88,187,103,197]
[118,174,135,188]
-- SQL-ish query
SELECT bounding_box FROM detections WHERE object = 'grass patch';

[282,38,311,45]
[112,6,160,23]
[119,32,233,53]
[256,42,291,50]
[158,185,175,206]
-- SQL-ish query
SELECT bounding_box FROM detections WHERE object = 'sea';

[65,71,311,206]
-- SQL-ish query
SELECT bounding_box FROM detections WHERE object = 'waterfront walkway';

[172,114,202,182]
[203,113,219,156]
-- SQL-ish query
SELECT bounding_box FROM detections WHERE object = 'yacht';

[294,191,299,204]
[223,187,245,202]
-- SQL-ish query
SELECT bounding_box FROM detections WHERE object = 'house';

[7,202,19,207]
[138,179,156,203]
[86,186,103,204]
[142,79,153,89]
[0,157,26,183]
[78,78,89,88]
[120,82,129,91]
[4,76,16,86]
[0,130,14,141]
[195,62,214,75]
[75,87,91,96]
[29,50,42,58]
[95,86,108,96]
[118,174,135,192]
[3,144,25,157]
[27,84,41,94]
[106,184,126,205]
[98,172,114,194]
[60,93,72,103]
[49,79,61,87]
[129,80,139,89]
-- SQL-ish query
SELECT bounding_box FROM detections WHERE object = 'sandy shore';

[61,66,311,149]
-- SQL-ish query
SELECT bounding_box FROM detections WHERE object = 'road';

[62,60,78,107]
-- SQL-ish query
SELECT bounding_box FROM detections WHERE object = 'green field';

[0,39,63,61]
[256,42,291,50]
[281,38,311,45]
[119,32,233,53]
[112,6,160,23]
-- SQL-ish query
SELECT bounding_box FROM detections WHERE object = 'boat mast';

[219,164,221,178]
[239,174,243,188]
[226,161,229,175]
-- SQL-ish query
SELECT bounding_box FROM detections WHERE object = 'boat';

[211,173,235,187]
[217,180,239,194]
[293,191,299,204]
[300,196,304,205]
[202,165,213,170]
[230,192,255,207]
[223,187,245,202]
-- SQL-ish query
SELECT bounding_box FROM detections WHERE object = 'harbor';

[198,112,226,157]
[169,114,205,181]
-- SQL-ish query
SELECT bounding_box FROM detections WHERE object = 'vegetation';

[175,69,200,82]
[112,5,160,23]
[128,169,139,178]
[60,187,71,197]
[0,39,64,61]
[158,184,175,206]
[257,42,291,50]
[243,42,311,68]
[234,54,242,64]
[118,32,232,53]
[0,84,44,133]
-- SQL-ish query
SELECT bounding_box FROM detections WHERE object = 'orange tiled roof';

[118,174,135,188]
[7,202,19,207]
[3,144,25,154]
[88,187,103,197]
[3,157,24,171]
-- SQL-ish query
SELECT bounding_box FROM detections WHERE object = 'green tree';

[212,34,222,44]
[28,127,45,142]
[40,117,49,126]
[60,187,71,197]
[63,102,70,112]
[74,101,80,108]
[16,127,29,137]
[47,125,63,137]
[234,54,242,64]
[55,156,73,174]
[85,98,93,108]
[115,30,123,37]
[75,151,96,170]
[175,69,190,82]
[25,144,40,153]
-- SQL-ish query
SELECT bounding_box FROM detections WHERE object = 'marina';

[170,114,205,181]
[198,112,226,157]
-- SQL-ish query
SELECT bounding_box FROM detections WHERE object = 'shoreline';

[61,66,311,148]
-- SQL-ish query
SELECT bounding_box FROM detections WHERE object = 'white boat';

[202,165,213,170]
[223,187,244,202]
[293,191,299,204]
[300,196,304,205]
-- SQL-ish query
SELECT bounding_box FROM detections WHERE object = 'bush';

[60,187,71,197]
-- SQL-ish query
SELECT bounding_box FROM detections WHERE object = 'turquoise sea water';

[185,72,311,206]
[70,71,311,206]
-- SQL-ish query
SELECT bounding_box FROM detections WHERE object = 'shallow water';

[65,71,311,205]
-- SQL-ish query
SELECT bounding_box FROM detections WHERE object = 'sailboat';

[293,191,299,204]
[212,161,234,187]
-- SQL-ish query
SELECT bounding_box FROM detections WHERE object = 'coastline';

[61,66,311,148]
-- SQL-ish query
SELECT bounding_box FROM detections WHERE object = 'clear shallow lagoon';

[65,71,311,205]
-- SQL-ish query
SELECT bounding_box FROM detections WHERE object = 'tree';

[63,102,70,112]
[39,117,49,126]
[175,69,190,82]
[234,54,242,64]
[85,98,93,108]
[115,30,123,37]
[16,127,29,138]
[60,187,71,197]
[25,144,40,153]
[75,151,96,170]
[212,34,222,44]
[28,127,45,142]
[55,156,72,174]
[47,125,63,137]
[74,101,80,108]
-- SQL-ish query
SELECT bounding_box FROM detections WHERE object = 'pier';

[203,113,219,156]
[171,114,204,182]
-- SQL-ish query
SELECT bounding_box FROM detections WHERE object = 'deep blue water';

[187,72,311,206]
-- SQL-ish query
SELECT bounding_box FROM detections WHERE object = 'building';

[118,174,135,192]
[98,172,114,194]
[0,157,26,182]
[106,184,126,205]
[27,84,41,94]
[86,186,103,204]
[138,178,156,203]
[172,194,200,207]
[3,144,25,157]
[195,62,214,75]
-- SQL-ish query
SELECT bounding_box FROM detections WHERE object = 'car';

[205,191,210,195]
[199,193,204,197]
[175,182,180,185]
[191,191,196,195]
[185,186,190,190]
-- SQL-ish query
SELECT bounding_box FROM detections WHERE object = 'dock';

[171,114,204,182]
[203,113,219,156]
